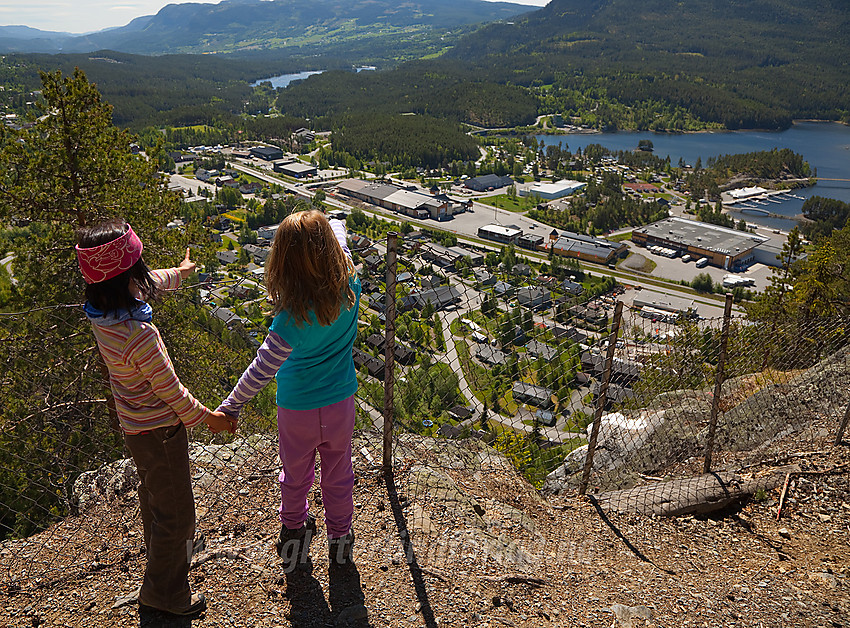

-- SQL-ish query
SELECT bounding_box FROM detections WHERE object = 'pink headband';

[76,225,144,284]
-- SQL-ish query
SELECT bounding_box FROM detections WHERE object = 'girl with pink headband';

[76,219,234,617]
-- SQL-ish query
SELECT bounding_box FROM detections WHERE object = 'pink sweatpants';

[277,395,355,538]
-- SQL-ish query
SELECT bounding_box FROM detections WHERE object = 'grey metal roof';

[634,217,767,254]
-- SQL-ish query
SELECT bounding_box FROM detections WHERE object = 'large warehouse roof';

[634,217,767,255]
[523,179,586,200]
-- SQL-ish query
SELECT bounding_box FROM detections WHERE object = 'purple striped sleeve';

[217,331,291,418]
[329,219,352,261]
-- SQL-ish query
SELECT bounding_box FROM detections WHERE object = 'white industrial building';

[520,179,586,200]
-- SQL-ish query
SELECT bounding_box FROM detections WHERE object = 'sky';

[0,0,550,35]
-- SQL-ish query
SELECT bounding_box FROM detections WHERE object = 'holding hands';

[204,411,237,434]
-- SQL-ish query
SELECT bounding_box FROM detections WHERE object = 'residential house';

[239,182,264,195]
[362,254,382,271]
[195,168,216,182]
[216,175,238,188]
[525,340,559,361]
[551,325,589,345]
[492,280,515,299]
[365,292,387,313]
[475,345,508,366]
[474,269,497,287]
[569,303,608,325]
[581,352,642,384]
[365,334,416,365]
[349,233,374,253]
[512,263,532,277]
[512,382,555,409]
[258,224,280,240]
[242,244,269,264]
[420,275,444,290]
[216,250,238,265]
[562,280,584,295]
[210,306,245,329]
[590,381,636,407]
[352,347,385,380]
[516,286,551,310]
[402,285,461,311]
[447,406,473,422]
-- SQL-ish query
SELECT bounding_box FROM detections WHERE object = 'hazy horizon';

[0,0,549,36]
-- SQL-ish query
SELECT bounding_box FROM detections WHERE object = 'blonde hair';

[265,210,356,326]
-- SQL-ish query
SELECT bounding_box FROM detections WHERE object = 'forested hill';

[0,0,532,55]
[446,0,850,128]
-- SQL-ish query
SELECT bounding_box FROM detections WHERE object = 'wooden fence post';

[383,232,398,475]
[835,400,850,446]
[579,300,624,496]
[704,293,734,473]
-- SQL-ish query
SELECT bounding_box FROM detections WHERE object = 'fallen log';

[589,464,800,516]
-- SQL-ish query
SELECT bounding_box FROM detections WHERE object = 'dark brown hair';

[265,210,356,326]
[77,220,158,315]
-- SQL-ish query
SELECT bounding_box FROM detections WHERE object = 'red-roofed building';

[624,182,660,193]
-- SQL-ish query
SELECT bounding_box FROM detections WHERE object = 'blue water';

[251,70,325,88]
[535,122,850,230]
[252,67,376,88]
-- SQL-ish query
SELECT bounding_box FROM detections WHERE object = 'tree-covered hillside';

[0,0,532,56]
[446,0,850,128]
[2,0,848,132]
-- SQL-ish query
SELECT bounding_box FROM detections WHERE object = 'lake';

[251,70,325,89]
[535,121,850,230]
[251,66,376,89]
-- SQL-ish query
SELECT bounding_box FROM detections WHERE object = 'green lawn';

[476,194,538,213]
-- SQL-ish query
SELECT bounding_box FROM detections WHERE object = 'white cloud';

[1,1,222,33]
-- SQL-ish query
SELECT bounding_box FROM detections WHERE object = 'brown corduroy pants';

[124,422,196,612]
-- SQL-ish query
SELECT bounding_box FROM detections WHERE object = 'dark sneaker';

[139,592,206,616]
[328,529,355,565]
[276,514,316,571]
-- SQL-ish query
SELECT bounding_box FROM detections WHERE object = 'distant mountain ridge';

[0,0,533,55]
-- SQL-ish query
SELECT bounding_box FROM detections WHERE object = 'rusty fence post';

[579,300,624,496]
[704,293,734,474]
[835,401,850,446]
[383,232,398,475]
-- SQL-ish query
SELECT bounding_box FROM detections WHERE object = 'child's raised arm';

[329,219,352,262]
[148,248,197,291]
[178,247,196,280]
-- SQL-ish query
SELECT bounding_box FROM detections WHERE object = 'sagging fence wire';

[1,227,849,612]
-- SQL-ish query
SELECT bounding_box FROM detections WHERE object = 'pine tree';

[0,69,233,539]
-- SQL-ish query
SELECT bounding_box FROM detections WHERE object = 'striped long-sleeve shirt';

[89,268,214,434]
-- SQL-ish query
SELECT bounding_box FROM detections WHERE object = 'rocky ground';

[0,431,848,628]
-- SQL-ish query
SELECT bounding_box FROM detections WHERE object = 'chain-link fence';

[1,228,849,624]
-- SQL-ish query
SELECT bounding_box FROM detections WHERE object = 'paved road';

[1,253,16,285]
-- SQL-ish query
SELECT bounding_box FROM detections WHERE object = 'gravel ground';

[1,434,848,628]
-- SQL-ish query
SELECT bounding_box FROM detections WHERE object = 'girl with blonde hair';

[218,210,361,570]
